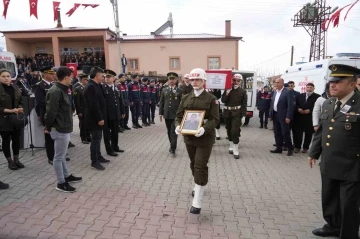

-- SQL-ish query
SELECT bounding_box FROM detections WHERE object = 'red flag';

[66,3,80,17]
[2,0,10,19]
[82,4,99,9]
[321,18,329,31]
[29,0,38,18]
[66,63,77,77]
[344,0,359,20]
[53,1,60,21]
[324,4,351,30]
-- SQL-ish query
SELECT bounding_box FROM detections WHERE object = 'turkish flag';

[53,1,60,21]
[324,4,351,30]
[82,4,99,9]
[205,70,233,90]
[65,3,80,17]
[2,0,11,19]
[344,0,359,21]
[29,0,38,18]
[66,63,77,77]
[321,18,328,31]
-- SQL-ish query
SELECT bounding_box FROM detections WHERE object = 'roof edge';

[114,36,243,41]
[1,27,116,35]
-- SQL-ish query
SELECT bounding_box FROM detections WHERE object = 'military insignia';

[345,123,351,130]
[331,65,337,71]
[173,90,176,93]
[349,112,356,115]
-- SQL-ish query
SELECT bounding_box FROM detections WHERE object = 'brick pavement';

[0,112,334,239]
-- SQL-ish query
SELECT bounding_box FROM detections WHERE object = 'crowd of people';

[1,63,360,237]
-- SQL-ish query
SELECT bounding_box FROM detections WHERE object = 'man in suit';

[121,54,127,74]
[309,64,360,239]
[84,67,109,171]
[269,78,294,156]
[293,83,320,153]
[159,72,183,154]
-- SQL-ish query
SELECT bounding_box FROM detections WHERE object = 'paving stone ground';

[0,110,333,239]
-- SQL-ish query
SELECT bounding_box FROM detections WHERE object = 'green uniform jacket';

[221,87,247,117]
[159,86,183,119]
[175,90,220,146]
[0,84,22,132]
[309,92,360,182]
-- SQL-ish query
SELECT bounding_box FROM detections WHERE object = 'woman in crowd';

[0,68,25,175]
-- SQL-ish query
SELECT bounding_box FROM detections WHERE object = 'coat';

[159,86,183,119]
[84,80,107,131]
[0,84,22,131]
[269,87,294,120]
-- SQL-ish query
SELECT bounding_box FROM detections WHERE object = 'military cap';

[118,73,125,78]
[40,66,56,74]
[131,74,138,79]
[104,69,116,77]
[167,72,178,79]
[79,73,89,80]
[328,64,360,81]
[142,77,149,82]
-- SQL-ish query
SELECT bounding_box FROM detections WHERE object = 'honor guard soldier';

[140,77,151,126]
[309,64,360,239]
[221,73,247,159]
[73,73,91,144]
[159,72,183,154]
[149,79,158,124]
[128,74,142,129]
[175,68,220,214]
[118,74,131,130]
[34,66,70,164]
[103,69,125,156]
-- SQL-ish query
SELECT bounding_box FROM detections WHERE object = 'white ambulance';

[281,56,360,95]
[0,50,18,81]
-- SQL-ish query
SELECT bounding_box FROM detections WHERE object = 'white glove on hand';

[194,127,205,137]
[175,126,181,135]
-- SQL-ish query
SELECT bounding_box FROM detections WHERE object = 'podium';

[20,95,45,150]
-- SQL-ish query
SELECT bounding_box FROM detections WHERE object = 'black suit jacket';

[84,80,107,130]
[295,92,320,119]
[269,87,294,120]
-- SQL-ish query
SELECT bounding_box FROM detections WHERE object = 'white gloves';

[194,127,205,137]
[226,89,232,94]
[175,126,181,135]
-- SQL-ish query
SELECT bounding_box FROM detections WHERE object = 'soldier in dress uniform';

[175,68,219,214]
[309,64,360,239]
[159,72,183,154]
[128,74,142,129]
[102,69,125,157]
[34,66,70,165]
[180,74,193,95]
[149,79,158,124]
[140,77,151,126]
[73,73,91,144]
[221,74,247,159]
[118,74,131,130]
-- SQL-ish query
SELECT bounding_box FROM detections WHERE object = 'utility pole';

[290,46,294,66]
[110,0,121,71]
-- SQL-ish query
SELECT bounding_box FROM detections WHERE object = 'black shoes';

[56,182,76,193]
[270,149,282,154]
[0,181,9,190]
[99,157,111,163]
[82,140,90,144]
[65,174,82,183]
[312,227,339,237]
[8,161,18,170]
[68,142,75,148]
[151,120,155,124]
[107,152,118,157]
[287,149,294,156]
[113,147,125,153]
[123,125,131,130]
[190,206,201,214]
[169,148,175,154]
[91,162,105,170]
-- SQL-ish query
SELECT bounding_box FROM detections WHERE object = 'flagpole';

[110,0,121,72]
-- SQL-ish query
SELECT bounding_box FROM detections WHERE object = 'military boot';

[233,144,240,159]
[229,141,234,154]
[190,184,205,214]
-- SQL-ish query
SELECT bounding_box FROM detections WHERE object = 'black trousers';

[273,112,293,150]
[259,110,269,125]
[185,144,213,186]
[321,173,360,239]
[103,120,119,153]
[79,117,90,141]
[165,119,177,150]
[293,119,314,150]
[130,101,141,122]
[142,102,150,122]
[45,133,54,161]
[120,105,130,127]
[215,105,220,129]
[0,129,21,158]
[149,103,156,121]
[89,130,103,163]
[224,112,241,144]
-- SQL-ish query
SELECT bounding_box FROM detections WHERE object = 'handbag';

[9,113,28,129]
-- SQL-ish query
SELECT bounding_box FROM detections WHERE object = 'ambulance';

[281,54,360,95]
[0,49,18,81]
[216,69,258,125]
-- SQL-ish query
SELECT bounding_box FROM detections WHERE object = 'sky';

[1,0,360,77]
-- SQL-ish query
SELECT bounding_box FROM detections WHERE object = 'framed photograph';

[180,110,205,135]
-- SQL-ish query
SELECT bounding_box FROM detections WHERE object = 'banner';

[53,1,60,21]
[29,0,38,18]
[205,70,233,89]
[65,3,80,17]
[2,0,10,19]
[66,63,78,77]
[82,4,99,9]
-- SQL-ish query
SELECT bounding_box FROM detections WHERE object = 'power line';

[252,50,292,67]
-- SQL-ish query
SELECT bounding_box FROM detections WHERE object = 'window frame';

[207,55,221,70]
[169,56,181,70]
[128,58,140,71]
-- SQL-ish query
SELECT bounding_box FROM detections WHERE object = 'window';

[169,57,181,70]
[208,56,221,69]
[128,58,139,71]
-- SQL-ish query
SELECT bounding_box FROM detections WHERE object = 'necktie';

[333,101,342,116]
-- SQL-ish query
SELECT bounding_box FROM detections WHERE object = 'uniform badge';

[345,123,351,130]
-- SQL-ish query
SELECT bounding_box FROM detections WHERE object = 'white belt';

[224,106,241,110]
